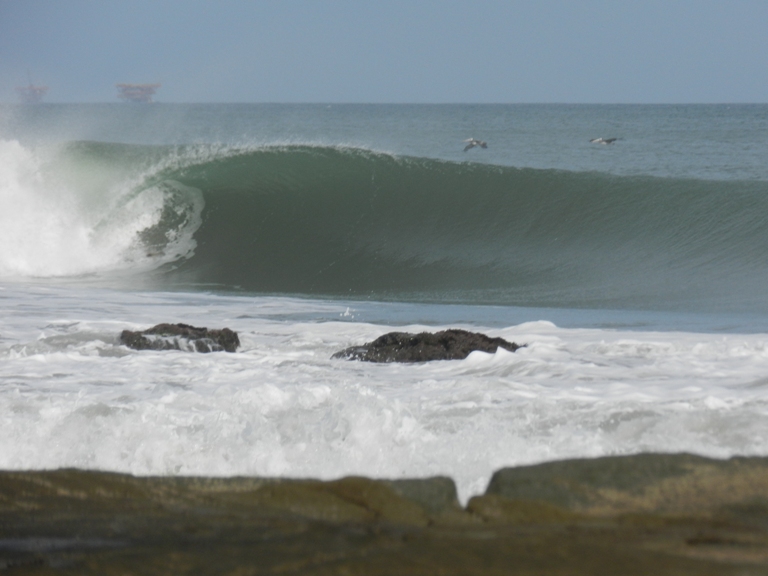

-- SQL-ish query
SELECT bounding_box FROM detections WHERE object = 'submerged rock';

[120,323,240,353]
[332,328,524,363]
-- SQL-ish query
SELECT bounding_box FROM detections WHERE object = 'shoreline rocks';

[332,328,524,362]
[473,452,768,519]
[120,323,240,353]
[2,453,768,574]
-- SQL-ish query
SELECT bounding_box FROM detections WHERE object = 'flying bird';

[589,137,618,145]
[463,138,488,151]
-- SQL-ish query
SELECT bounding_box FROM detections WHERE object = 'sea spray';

[0,139,204,278]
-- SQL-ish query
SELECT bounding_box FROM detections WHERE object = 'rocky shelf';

[2,453,768,574]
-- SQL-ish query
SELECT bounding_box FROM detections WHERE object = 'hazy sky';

[1,0,766,103]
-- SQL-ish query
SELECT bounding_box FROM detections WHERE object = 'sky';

[0,0,766,104]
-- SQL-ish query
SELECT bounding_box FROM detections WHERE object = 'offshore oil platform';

[12,82,162,103]
[16,83,48,104]
[115,83,161,103]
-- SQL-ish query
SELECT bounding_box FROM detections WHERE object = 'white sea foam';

[0,140,203,279]
[1,284,767,502]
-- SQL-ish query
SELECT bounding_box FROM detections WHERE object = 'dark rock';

[332,328,524,363]
[120,323,240,353]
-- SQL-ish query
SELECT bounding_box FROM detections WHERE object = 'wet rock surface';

[481,452,768,515]
[2,453,768,574]
[120,323,240,353]
[332,328,524,362]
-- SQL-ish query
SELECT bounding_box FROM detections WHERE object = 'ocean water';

[1,103,768,502]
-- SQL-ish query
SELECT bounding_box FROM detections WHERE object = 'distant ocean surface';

[2,103,768,501]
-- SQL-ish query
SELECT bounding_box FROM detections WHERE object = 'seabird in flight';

[463,138,488,151]
[589,137,618,145]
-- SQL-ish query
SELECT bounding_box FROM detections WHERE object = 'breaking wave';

[3,139,768,311]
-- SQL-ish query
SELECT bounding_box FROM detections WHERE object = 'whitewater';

[2,103,768,502]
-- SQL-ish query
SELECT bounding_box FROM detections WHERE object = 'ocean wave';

[4,140,768,311]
